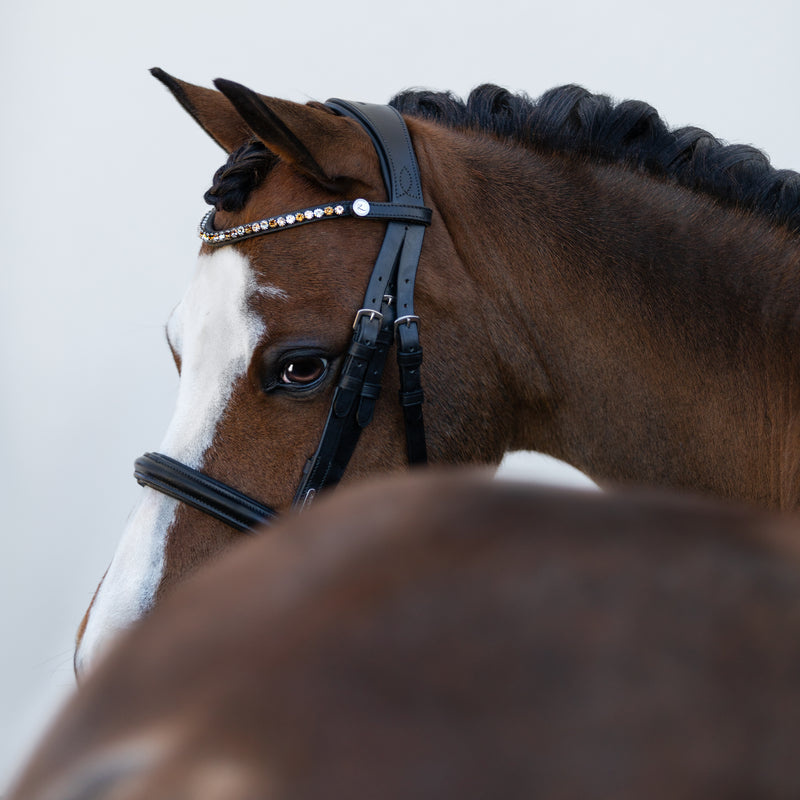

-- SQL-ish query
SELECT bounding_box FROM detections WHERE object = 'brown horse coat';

[14,472,800,799]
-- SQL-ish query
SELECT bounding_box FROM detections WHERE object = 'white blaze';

[76,249,279,676]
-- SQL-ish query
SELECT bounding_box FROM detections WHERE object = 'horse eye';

[279,356,329,388]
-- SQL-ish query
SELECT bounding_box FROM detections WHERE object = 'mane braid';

[205,85,800,233]
[389,84,800,234]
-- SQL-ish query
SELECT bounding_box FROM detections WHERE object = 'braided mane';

[206,84,800,233]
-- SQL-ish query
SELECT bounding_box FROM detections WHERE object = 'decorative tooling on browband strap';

[199,198,431,247]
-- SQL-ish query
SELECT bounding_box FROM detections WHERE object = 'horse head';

[74,72,515,676]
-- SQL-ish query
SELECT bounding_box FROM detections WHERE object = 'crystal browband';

[198,197,433,246]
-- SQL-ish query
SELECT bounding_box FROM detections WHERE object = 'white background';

[2,0,798,787]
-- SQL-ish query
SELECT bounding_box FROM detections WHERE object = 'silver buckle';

[300,488,317,510]
[394,314,420,331]
[352,308,384,330]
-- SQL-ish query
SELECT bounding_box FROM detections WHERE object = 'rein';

[134,100,432,532]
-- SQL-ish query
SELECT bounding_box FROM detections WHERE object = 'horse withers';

[13,472,800,799]
[75,70,800,675]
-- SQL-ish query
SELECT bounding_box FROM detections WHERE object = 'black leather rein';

[134,100,431,533]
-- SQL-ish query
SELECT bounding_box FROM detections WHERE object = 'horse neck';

[418,127,800,509]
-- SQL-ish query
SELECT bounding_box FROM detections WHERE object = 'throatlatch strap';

[393,223,427,464]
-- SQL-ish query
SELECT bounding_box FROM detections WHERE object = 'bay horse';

[75,70,800,675]
[14,472,800,799]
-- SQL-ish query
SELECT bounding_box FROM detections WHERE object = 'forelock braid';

[204,140,277,212]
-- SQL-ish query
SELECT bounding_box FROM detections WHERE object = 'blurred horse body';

[15,472,800,799]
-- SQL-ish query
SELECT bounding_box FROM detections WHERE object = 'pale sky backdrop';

[2,0,798,787]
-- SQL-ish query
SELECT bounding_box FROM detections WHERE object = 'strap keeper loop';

[397,350,423,368]
[400,388,425,407]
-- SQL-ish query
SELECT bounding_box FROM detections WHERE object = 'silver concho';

[352,198,371,217]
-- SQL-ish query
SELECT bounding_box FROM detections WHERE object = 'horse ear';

[213,78,374,192]
[150,68,255,152]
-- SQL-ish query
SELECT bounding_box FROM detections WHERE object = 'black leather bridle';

[133,100,432,532]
